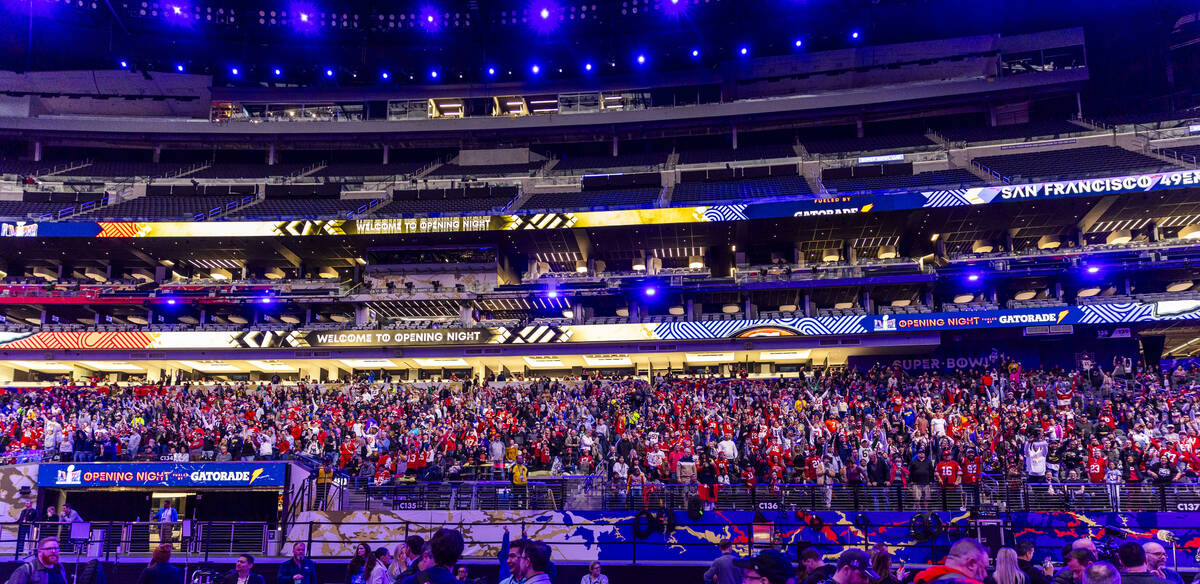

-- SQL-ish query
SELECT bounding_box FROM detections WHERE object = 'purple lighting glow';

[967,274,980,282]
[1087,266,1100,274]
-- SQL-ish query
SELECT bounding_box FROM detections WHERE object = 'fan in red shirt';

[1086,456,1107,483]
[935,455,961,486]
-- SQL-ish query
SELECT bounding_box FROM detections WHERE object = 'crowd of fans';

[702,536,1182,584]
[2,355,1199,504]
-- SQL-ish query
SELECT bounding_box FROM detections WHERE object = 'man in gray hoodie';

[704,540,742,584]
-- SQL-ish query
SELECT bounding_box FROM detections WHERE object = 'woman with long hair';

[986,548,1027,584]
[346,543,376,584]
[870,544,901,584]
[136,544,183,584]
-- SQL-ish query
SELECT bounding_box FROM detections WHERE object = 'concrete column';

[302,365,322,382]
[355,306,371,326]
[856,118,864,138]
[612,135,619,157]
[268,144,277,165]
[0,365,15,383]
[153,145,162,164]
[731,124,739,150]
[40,310,48,325]
[33,142,42,162]
[686,299,695,320]
[382,145,390,165]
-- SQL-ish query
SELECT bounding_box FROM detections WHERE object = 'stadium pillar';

[0,365,13,383]
[268,144,277,165]
[302,365,321,382]
[612,135,619,157]
[32,141,41,162]
[355,306,371,326]
[383,145,390,165]
[856,118,864,138]
[153,145,161,164]
[732,124,739,150]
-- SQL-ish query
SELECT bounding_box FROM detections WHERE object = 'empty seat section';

[973,145,1172,182]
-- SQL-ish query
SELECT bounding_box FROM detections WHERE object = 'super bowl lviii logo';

[56,465,82,486]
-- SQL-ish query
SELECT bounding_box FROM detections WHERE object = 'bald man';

[1142,542,1182,584]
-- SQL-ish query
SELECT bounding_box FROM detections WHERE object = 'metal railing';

[311,477,1200,513]
[0,521,269,561]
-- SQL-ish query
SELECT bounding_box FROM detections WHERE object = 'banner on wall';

[38,462,288,488]
[0,301,1196,350]
[4,169,1199,239]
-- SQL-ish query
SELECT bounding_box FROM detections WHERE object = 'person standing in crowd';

[813,549,880,584]
[223,555,266,584]
[1115,543,1170,584]
[802,549,837,584]
[153,500,178,549]
[909,451,935,506]
[59,503,82,524]
[914,539,989,584]
[704,539,742,584]
[136,545,183,584]
[347,543,377,584]
[512,541,553,584]
[1141,542,1181,584]
[734,549,796,584]
[4,537,67,584]
[371,548,392,584]
[581,561,608,584]
[986,548,1027,584]
[1084,564,1121,584]
[1015,541,1049,584]
[401,528,465,584]
[15,501,38,557]
[511,455,529,510]
[393,536,426,584]
[870,545,903,584]
[277,543,317,584]
[1054,550,1097,584]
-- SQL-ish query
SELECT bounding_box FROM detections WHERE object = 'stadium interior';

[0,0,1199,583]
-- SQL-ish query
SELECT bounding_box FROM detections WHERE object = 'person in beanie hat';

[814,549,881,584]
[735,550,795,584]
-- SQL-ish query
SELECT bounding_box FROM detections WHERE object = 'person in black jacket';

[136,545,183,584]
[223,555,266,584]
[1016,540,1050,584]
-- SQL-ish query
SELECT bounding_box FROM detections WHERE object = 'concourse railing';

[304,475,1200,513]
[0,521,270,561]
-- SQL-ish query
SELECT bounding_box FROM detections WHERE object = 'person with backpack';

[4,536,67,584]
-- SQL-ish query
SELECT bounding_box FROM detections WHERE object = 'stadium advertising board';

[304,328,494,346]
[0,301,1194,350]
[38,462,287,488]
[7,169,1200,238]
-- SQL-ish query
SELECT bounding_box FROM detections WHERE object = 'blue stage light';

[585,62,592,71]
[430,69,439,78]
[231,67,239,76]
[851,31,860,39]
[637,54,646,65]
[531,64,540,74]
[167,299,176,305]
[119,60,128,68]
[171,5,181,14]
[176,64,184,72]
[262,297,273,304]
[540,7,549,18]
[739,46,748,56]
[1087,266,1100,274]
[548,290,558,298]
[967,274,980,282]
[381,71,389,79]
[795,39,803,48]
[325,69,333,77]
[274,68,282,76]
[299,12,308,21]
[692,49,699,57]
[488,67,496,76]
[428,15,434,22]
[645,286,657,297]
